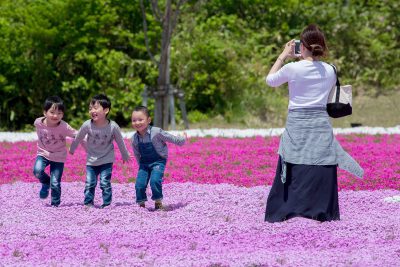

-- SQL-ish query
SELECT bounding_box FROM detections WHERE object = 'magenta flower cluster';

[0,182,399,266]
[1,135,399,190]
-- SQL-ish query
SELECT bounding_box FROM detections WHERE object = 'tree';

[140,0,186,129]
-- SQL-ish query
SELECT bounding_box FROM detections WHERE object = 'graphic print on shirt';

[93,133,100,145]
[101,134,107,146]
[42,133,50,145]
[51,134,56,145]
[88,131,109,146]
[39,131,61,146]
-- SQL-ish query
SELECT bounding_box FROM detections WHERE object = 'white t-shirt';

[266,60,336,110]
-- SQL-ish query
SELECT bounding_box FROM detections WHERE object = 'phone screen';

[294,40,301,56]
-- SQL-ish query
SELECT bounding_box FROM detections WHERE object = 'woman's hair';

[300,24,328,57]
[43,96,65,112]
[133,105,150,118]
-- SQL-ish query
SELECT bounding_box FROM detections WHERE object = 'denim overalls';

[135,127,167,203]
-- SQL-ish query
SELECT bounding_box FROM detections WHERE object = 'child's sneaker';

[100,204,109,209]
[155,201,164,210]
[139,202,145,208]
[39,184,50,199]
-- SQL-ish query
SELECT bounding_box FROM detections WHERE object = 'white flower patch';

[1,125,400,142]
[383,195,400,203]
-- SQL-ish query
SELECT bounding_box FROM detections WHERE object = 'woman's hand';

[280,39,296,61]
[268,40,295,75]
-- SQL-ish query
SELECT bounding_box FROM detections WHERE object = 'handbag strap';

[330,64,341,102]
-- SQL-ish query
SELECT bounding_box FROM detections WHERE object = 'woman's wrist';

[277,55,287,62]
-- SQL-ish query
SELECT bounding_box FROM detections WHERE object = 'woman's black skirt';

[265,156,340,223]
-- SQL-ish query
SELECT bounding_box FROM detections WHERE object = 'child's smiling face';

[131,110,151,135]
[43,105,64,127]
[89,101,109,125]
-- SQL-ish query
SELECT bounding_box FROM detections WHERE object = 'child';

[131,106,186,210]
[69,94,130,208]
[33,96,77,207]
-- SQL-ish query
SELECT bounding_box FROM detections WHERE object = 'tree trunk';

[154,0,172,129]
[141,0,186,129]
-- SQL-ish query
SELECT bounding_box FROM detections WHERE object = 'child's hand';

[181,131,188,141]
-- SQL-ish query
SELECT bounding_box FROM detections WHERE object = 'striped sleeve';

[157,129,185,146]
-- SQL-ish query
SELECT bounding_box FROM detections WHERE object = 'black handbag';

[327,64,352,118]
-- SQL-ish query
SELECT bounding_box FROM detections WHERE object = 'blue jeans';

[135,160,166,203]
[33,156,64,206]
[85,163,113,205]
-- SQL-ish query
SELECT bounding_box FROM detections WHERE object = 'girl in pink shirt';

[33,96,77,207]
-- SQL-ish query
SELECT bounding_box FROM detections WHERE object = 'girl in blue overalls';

[131,106,186,210]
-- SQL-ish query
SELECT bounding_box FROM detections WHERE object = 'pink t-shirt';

[34,117,77,163]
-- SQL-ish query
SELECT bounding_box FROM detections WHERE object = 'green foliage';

[187,110,209,123]
[172,0,399,123]
[0,0,152,130]
[0,0,398,130]
[173,14,247,114]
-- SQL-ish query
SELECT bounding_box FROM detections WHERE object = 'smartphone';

[294,40,301,57]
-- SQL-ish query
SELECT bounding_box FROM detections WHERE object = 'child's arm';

[112,123,130,162]
[131,137,141,164]
[69,122,89,155]
[66,123,88,151]
[34,118,41,128]
[157,129,185,146]
[65,123,77,139]
[65,123,78,147]
[67,124,87,151]
[34,117,42,137]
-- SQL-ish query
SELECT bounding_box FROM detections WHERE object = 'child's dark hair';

[43,96,65,112]
[91,94,111,110]
[133,105,150,118]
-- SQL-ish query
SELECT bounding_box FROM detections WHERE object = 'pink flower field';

[1,134,400,190]
[0,134,399,266]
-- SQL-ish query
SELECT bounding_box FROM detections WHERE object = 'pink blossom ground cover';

[1,134,399,266]
[0,182,399,266]
[0,135,399,190]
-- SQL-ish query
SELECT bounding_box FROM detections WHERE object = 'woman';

[264,24,363,223]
